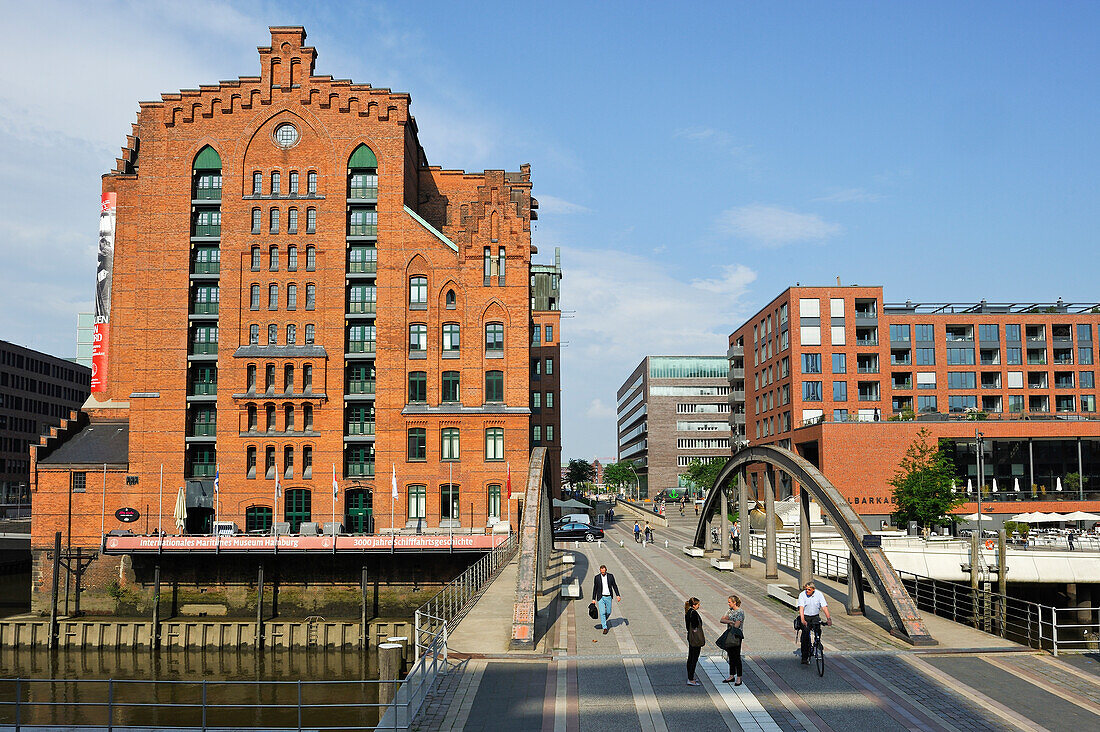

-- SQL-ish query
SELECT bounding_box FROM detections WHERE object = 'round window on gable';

[274,123,300,150]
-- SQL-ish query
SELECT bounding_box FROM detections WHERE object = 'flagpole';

[331,463,337,554]
[99,463,107,548]
[158,465,163,552]
[507,462,511,529]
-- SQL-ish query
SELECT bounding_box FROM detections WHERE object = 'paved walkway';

[417,512,1100,731]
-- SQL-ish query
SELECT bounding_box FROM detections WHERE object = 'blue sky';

[2,1,1098,462]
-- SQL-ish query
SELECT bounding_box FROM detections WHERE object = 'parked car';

[554,513,591,528]
[553,522,604,542]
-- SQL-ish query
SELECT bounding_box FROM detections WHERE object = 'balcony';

[347,341,376,355]
[346,421,376,436]
[348,185,378,201]
[728,367,745,380]
[348,380,376,395]
[189,422,217,437]
[346,461,376,477]
[189,381,217,396]
[190,302,218,316]
[193,187,222,201]
[347,302,377,315]
[189,343,218,356]
[726,344,745,359]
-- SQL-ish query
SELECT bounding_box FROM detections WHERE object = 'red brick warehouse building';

[31,26,562,588]
[729,285,1100,526]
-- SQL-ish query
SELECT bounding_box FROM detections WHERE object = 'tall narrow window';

[288,208,298,234]
[409,276,427,308]
[306,245,316,270]
[304,324,315,345]
[251,247,261,271]
[288,246,298,271]
[407,428,427,461]
[498,247,506,286]
[483,247,492,286]
[485,370,504,402]
[407,485,426,521]
[441,484,460,524]
[252,208,261,234]
[545,358,554,375]
[287,284,297,310]
[302,445,313,478]
[284,364,294,393]
[270,172,281,195]
[303,364,313,392]
[246,447,257,479]
[250,284,260,311]
[446,289,456,308]
[303,403,314,431]
[252,171,262,195]
[442,371,460,402]
[485,428,504,461]
[409,324,427,353]
[269,246,279,271]
[443,323,461,352]
[307,171,317,194]
[265,364,275,392]
[408,371,427,403]
[441,428,460,460]
[269,208,280,234]
[267,324,277,345]
[306,284,316,310]
[485,323,504,353]
[286,324,296,345]
[249,324,259,345]
[306,208,316,234]
[284,489,311,533]
[268,284,278,310]
[284,406,295,434]
[247,364,257,392]
[487,484,502,520]
[266,404,276,432]
[289,171,299,194]
[265,446,276,479]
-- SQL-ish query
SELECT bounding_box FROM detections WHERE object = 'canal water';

[0,644,393,729]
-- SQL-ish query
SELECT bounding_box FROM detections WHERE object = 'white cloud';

[675,126,748,157]
[536,194,591,215]
[813,187,884,203]
[557,246,756,460]
[716,204,842,247]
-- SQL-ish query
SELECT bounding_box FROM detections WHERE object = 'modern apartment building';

[32,27,551,556]
[530,248,562,497]
[0,341,90,508]
[616,356,731,498]
[729,285,1100,522]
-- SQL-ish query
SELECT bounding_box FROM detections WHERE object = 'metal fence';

[0,624,447,732]
[413,531,519,657]
[746,533,1100,655]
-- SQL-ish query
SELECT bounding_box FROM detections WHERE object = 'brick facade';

[730,285,1100,519]
[31,26,553,579]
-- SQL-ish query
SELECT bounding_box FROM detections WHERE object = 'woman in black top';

[685,597,704,686]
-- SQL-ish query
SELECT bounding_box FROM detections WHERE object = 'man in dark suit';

[590,564,621,635]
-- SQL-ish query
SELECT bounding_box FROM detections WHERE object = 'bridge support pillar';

[720,484,730,559]
[846,556,864,615]
[738,472,750,568]
[799,489,812,588]
[764,469,777,580]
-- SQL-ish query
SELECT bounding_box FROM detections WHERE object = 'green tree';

[890,428,963,527]
[602,461,636,491]
[680,458,725,497]
[566,458,596,488]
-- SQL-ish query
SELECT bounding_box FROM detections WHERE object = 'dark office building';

[0,341,91,511]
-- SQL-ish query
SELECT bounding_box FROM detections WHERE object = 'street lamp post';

[976,429,985,536]
[626,463,640,502]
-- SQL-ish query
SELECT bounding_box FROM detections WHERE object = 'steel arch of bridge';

[694,444,936,646]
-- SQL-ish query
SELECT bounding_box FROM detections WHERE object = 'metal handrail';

[413,531,519,656]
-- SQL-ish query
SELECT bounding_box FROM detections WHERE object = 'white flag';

[332,464,338,499]
[275,469,281,498]
[391,463,398,499]
[213,465,219,494]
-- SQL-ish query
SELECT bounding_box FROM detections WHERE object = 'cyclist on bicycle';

[797,581,832,664]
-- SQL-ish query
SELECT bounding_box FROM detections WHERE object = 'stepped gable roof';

[38,422,128,466]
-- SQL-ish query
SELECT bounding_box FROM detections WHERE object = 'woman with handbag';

[718,595,745,685]
[685,597,705,686]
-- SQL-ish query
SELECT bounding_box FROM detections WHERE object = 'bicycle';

[811,623,825,677]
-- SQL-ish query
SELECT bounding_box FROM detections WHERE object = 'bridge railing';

[746,533,1099,655]
[413,531,519,656]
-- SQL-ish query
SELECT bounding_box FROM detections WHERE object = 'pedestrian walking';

[694,500,699,516]
[590,564,621,635]
[718,595,744,684]
[685,597,704,686]
[644,522,653,543]
[633,521,642,543]
[1068,531,1076,551]
[731,521,740,552]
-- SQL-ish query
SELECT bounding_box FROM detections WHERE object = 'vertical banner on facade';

[92,192,117,392]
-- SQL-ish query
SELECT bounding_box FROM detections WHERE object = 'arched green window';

[284,488,311,533]
[193,146,222,200]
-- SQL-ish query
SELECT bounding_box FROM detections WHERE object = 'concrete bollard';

[598,540,603,548]
[665,540,669,548]
[619,540,624,547]
[386,635,409,666]
[378,642,403,705]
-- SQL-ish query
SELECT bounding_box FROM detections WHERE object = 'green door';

[346,489,372,533]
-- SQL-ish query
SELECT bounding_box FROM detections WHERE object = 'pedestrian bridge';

[692,444,936,645]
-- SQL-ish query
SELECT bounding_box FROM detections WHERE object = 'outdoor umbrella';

[950,480,957,494]
[554,498,590,511]
[173,487,187,533]
[1062,511,1100,521]
[1031,513,1063,523]
[1011,512,1037,522]
[1013,478,1021,493]
[961,512,992,522]
[966,479,973,495]
[992,478,999,494]
[1056,477,1063,492]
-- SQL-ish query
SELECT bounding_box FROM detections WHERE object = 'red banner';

[104,533,508,553]
[92,192,117,393]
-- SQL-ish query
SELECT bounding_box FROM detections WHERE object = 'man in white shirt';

[590,564,621,635]
[797,581,831,664]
